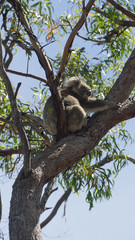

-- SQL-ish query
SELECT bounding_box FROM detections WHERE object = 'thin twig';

[40,187,72,228]
[14,82,21,99]
[91,154,135,169]
[6,69,47,83]
[40,178,57,213]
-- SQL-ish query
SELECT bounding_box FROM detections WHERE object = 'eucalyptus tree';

[0,0,135,239]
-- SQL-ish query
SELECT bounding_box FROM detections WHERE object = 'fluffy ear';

[66,76,82,88]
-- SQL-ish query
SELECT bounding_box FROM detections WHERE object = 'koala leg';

[66,105,87,132]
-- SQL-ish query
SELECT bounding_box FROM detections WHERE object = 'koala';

[43,76,119,135]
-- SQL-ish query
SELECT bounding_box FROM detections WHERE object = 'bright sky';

[0,1,135,240]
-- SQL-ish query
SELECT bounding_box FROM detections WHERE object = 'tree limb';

[0,0,6,12]
[20,113,44,128]
[107,0,135,21]
[0,147,24,157]
[92,154,135,168]
[40,187,72,228]
[8,0,54,81]
[40,178,57,213]
[0,31,31,177]
[106,48,135,102]
[6,69,47,84]
[56,0,96,81]
[94,4,135,27]
[8,0,68,139]
[30,100,135,185]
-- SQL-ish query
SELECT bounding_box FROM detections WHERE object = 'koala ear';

[75,79,81,87]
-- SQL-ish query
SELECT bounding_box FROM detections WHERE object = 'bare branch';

[0,0,6,12]
[92,154,135,168]
[40,178,57,213]
[6,69,47,84]
[14,82,21,98]
[8,0,54,81]
[56,0,96,81]
[107,0,135,21]
[0,31,31,177]
[22,119,51,147]
[40,187,72,228]
[20,113,44,128]
[126,156,135,165]
[2,38,15,68]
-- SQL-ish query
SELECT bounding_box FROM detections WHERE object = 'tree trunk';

[9,170,43,240]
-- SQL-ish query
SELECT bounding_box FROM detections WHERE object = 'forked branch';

[40,187,72,228]
[56,0,96,81]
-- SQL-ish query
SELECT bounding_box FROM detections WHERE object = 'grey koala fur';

[43,76,119,135]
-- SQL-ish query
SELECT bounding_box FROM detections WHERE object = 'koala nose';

[88,89,92,96]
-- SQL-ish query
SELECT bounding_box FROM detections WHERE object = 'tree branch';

[8,0,54,81]
[6,69,47,84]
[0,147,24,157]
[0,31,31,177]
[56,0,96,81]
[92,154,135,168]
[126,156,135,165]
[8,0,68,139]
[94,4,135,27]
[40,178,57,213]
[40,187,72,228]
[30,100,135,185]
[22,120,51,147]
[0,0,6,12]
[107,0,135,21]
[106,48,135,102]
[20,113,44,128]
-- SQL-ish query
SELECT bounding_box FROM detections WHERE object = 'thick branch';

[56,0,96,80]
[0,147,24,157]
[0,32,31,177]
[28,100,135,185]
[107,0,135,21]
[107,48,135,102]
[40,187,72,228]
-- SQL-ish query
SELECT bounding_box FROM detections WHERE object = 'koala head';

[66,77,92,99]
